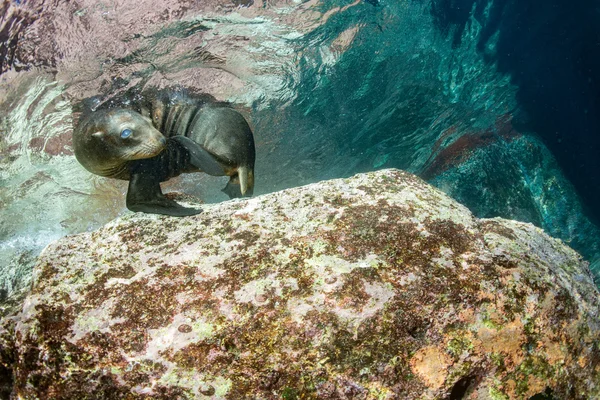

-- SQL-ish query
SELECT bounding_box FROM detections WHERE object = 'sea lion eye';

[120,128,133,139]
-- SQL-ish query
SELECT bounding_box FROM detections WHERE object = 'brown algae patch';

[410,346,453,390]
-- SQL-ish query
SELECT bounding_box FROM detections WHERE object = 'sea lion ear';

[91,131,105,138]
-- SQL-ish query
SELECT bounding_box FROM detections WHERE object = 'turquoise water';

[0,0,599,304]
[249,1,600,274]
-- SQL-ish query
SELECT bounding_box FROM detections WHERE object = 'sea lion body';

[73,91,256,216]
[144,95,255,197]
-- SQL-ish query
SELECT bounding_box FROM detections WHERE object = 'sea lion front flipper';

[170,136,226,177]
[126,172,202,217]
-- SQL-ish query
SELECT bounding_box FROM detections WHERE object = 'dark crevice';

[528,387,555,400]
[447,375,476,400]
[0,363,13,400]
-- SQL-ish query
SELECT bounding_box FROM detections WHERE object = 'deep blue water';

[431,0,600,225]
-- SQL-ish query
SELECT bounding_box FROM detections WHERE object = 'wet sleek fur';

[73,90,256,217]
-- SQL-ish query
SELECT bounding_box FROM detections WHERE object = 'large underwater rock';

[1,169,599,399]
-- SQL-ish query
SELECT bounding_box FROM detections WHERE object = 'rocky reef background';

[0,0,599,307]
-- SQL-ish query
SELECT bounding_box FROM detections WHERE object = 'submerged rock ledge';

[1,169,599,399]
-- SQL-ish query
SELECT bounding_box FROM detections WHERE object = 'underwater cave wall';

[430,0,600,225]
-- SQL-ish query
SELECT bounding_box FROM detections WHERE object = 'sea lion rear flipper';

[126,172,202,217]
[221,171,254,199]
[170,136,226,176]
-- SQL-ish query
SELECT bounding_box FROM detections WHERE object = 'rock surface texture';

[1,169,599,399]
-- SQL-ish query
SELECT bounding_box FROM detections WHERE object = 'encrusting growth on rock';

[1,169,599,399]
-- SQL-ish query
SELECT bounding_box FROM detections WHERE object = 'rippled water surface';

[1,0,599,305]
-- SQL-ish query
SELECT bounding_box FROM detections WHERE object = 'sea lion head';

[74,108,167,179]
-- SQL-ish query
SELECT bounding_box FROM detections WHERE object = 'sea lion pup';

[73,108,228,216]
[73,91,256,217]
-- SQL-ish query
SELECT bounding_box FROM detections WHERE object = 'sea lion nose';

[159,137,167,146]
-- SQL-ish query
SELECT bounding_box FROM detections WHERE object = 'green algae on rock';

[1,169,599,399]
